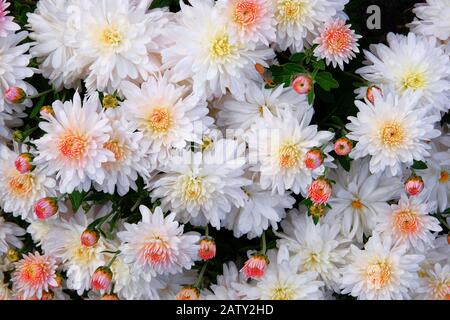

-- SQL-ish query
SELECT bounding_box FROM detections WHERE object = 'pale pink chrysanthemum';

[0,1,19,37]
[12,252,58,300]
[240,254,268,279]
[217,0,276,46]
[313,18,361,70]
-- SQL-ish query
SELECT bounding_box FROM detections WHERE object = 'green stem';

[27,89,53,100]
[194,262,208,288]
[205,225,209,237]
[131,196,143,212]
[343,72,365,82]
[260,231,267,254]
[106,251,121,268]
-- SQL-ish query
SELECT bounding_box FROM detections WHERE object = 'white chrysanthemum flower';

[161,0,274,100]
[313,18,361,70]
[216,81,309,131]
[41,206,114,295]
[223,182,295,239]
[0,144,57,221]
[276,209,350,291]
[416,263,449,300]
[0,216,24,254]
[408,0,450,43]
[118,205,200,280]
[216,0,276,46]
[272,0,348,52]
[157,271,199,300]
[27,0,82,90]
[233,248,324,300]
[149,139,250,229]
[341,233,424,300]
[0,1,19,37]
[248,107,334,195]
[120,74,212,165]
[34,92,115,194]
[374,194,442,252]
[346,90,441,176]
[356,32,450,113]
[205,262,245,300]
[323,159,402,243]
[67,0,170,94]
[93,110,151,196]
[415,132,450,212]
[0,31,36,113]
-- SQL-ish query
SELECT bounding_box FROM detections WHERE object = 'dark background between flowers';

[4,0,448,299]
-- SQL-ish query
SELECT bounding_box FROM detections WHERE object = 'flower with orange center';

[278,143,301,169]
[233,0,259,27]
[12,252,58,300]
[378,121,406,149]
[365,260,392,289]
[8,173,34,197]
[392,208,419,235]
[58,133,88,160]
[351,199,363,210]
[140,237,171,267]
[176,286,200,300]
[103,140,124,161]
[439,171,449,184]
[147,108,172,134]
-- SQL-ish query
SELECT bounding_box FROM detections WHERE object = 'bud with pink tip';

[241,254,269,279]
[304,148,324,170]
[5,87,26,104]
[101,293,119,300]
[91,266,113,291]
[14,153,35,174]
[81,229,100,247]
[34,197,58,220]
[292,74,313,95]
[366,85,382,104]
[198,237,216,261]
[334,137,353,156]
[176,286,200,300]
[307,177,332,205]
[404,175,424,196]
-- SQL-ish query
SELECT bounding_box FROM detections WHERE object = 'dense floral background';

[0,0,449,300]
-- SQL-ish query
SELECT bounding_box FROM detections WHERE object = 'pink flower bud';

[91,266,113,291]
[176,286,200,300]
[198,237,216,261]
[241,254,269,279]
[292,74,313,95]
[304,149,324,170]
[5,87,26,104]
[80,229,100,247]
[14,153,35,174]
[366,85,382,104]
[404,175,424,196]
[334,137,353,156]
[307,178,332,205]
[34,197,58,220]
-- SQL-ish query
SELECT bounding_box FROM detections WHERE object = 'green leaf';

[411,160,428,170]
[315,72,339,91]
[289,52,306,63]
[307,89,315,105]
[338,155,351,172]
[69,191,86,212]
[283,63,307,75]
[300,198,313,207]
[312,59,326,70]
[30,94,47,119]
[331,116,345,128]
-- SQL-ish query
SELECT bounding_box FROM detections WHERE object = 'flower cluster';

[0,0,449,301]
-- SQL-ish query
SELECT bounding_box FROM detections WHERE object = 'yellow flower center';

[58,134,88,160]
[366,260,392,289]
[278,143,301,169]
[402,71,426,91]
[72,245,97,265]
[277,0,303,23]
[270,286,295,300]
[147,108,172,133]
[100,26,123,48]
[351,200,363,209]
[393,208,419,234]
[103,140,124,161]
[379,121,405,148]
[210,34,234,60]
[181,176,204,202]
[8,174,34,197]
[439,171,449,184]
